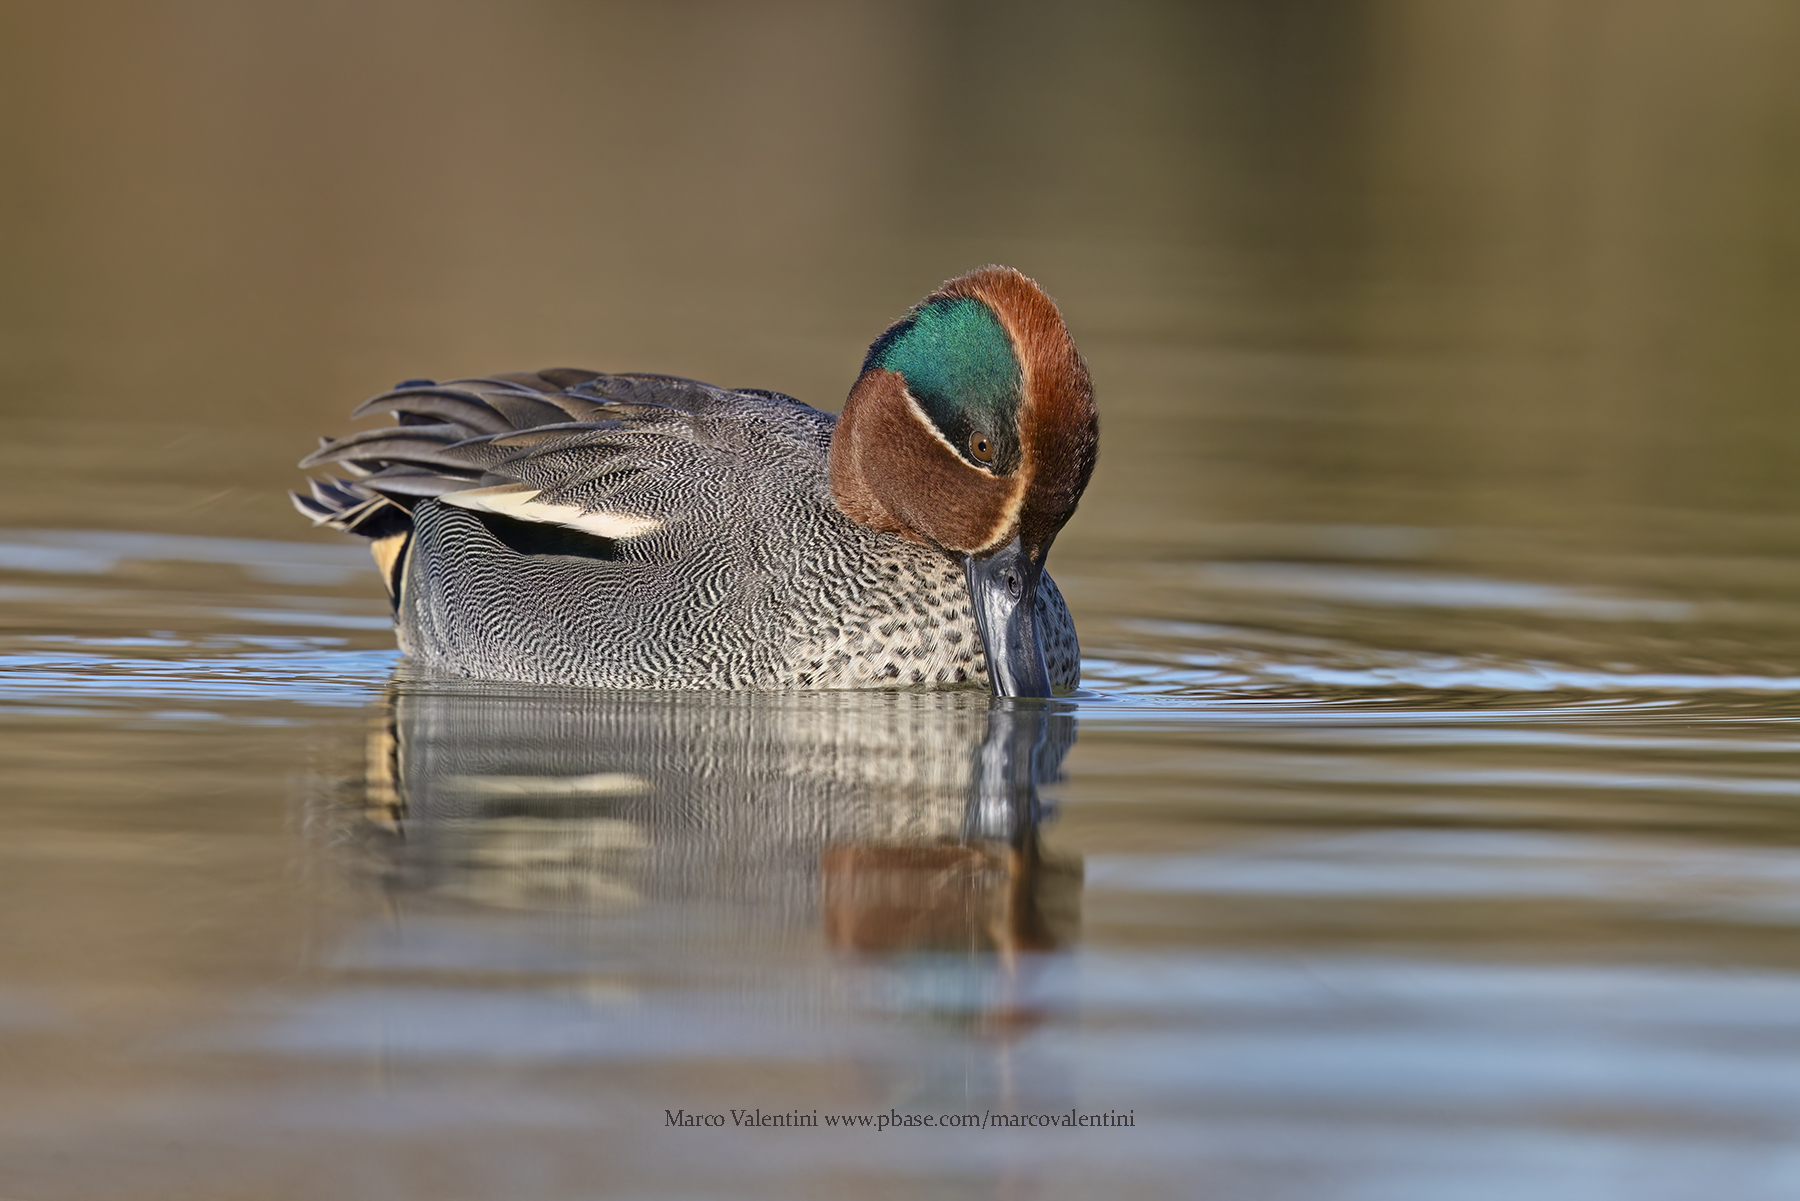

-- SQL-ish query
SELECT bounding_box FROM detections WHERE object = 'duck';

[293,265,1098,696]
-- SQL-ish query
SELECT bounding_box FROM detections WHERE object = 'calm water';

[6,3,1800,1199]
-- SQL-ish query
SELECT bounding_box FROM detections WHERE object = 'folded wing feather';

[437,483,663,540]
[296,371,828,546]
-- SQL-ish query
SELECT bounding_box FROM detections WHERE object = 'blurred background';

[8,3,1800,1199]
[4,0,1798,553]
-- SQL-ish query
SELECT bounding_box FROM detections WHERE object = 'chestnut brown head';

[829,267,1098,696]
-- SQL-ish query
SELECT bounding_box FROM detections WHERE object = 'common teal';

[294,266,1098,696]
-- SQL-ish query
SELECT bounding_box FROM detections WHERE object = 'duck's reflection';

[357,680,1082,954]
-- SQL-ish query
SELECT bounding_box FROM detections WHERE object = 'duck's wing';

[293,370,836,541]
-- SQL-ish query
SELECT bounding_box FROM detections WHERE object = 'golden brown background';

[5,0,1798,555]
[7,4,1800,1199]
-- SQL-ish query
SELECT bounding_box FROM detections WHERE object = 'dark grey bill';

[964,535,1052,698]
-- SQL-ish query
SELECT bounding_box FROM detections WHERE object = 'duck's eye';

[968,431,995,464]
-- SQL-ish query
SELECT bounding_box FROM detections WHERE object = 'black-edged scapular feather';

[349,388,513,434]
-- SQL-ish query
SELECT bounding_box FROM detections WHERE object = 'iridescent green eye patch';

[865,297,1022,471]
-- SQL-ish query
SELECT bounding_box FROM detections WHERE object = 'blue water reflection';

[7,526,1800,1199]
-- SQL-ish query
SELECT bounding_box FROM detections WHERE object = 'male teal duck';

[293,265,1098,696]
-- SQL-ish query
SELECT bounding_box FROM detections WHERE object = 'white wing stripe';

[440,485,662,540]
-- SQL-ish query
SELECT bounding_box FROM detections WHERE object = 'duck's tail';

[289,470,415,604]
[293,370,609,601]
[289,463,414,536]
[295,369,724,602]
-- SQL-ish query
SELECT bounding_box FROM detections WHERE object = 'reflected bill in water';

[352,675,1083,956]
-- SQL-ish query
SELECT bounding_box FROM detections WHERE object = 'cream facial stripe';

[964,286,1038,552]
[440,484,662,540]
[899,383,1027,554]
[900,383,984,467]
[975,469,1029,553]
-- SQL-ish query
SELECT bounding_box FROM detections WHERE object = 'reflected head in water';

[350,677,1082,955]
[295,267,1095,697]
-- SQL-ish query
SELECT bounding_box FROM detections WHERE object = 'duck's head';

[829,266,1098,698]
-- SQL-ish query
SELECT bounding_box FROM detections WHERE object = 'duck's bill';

[964,536,1052,698]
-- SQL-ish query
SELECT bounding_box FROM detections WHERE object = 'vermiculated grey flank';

[297,371,1079,691]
